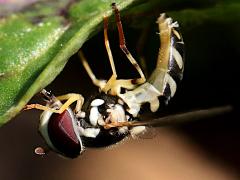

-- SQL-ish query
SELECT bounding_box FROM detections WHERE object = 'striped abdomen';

[148,13,185,102]
[119,14,185,116]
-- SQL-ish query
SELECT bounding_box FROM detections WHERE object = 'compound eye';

[47,110,83,158]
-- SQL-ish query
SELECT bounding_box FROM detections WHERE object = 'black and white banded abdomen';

[149,13,185,102]
[120,14,185,117]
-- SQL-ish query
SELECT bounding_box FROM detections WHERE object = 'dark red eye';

[47,109,83,158]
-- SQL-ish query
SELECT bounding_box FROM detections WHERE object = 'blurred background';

[0,0,240,180]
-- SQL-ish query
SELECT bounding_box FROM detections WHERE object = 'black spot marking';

[120,87,126,94]
[163,83,172,100]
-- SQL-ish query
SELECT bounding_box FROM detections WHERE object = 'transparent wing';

[103,105,233,139]
[130,105,233,128]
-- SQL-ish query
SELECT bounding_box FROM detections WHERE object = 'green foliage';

[0,0,135,125]
[0,0,239,126]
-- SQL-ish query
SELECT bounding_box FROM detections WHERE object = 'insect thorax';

[77,93,133,147]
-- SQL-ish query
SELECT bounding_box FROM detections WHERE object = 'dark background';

[0,3,240,180]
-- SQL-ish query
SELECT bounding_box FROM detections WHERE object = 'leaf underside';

[0,0,136,125]
[0,0,239,126]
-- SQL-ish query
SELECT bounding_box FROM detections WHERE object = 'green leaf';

[0,0,135,126]
[169,2,240,29]
[0,0,239,126]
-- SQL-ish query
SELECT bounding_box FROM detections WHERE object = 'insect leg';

[78,50,106,89]
[25,93,84,114]
[56,93,84,114]
[101,16,138,95]
[112,3,146,84]
[136,28,150,77]
[24,89,59,112]
[24,104,60,113]
[101,16,118,93]
[104,16,117,78]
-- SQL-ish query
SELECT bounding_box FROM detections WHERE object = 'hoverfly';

[25,3,185,158]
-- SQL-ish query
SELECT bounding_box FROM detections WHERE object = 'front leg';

[57,93,84,114]
[25,93,84,114]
